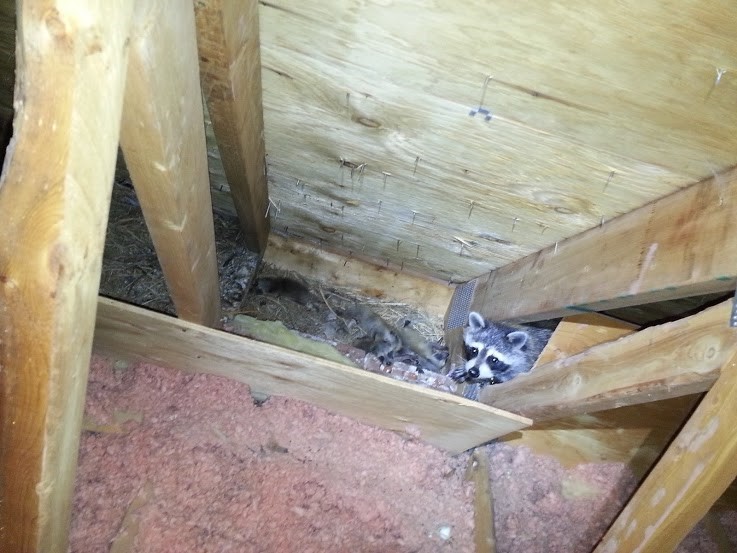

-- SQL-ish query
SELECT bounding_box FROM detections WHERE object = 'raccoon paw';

[447,366,471,383]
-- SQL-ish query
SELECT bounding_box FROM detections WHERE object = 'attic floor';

[70,355,736,552]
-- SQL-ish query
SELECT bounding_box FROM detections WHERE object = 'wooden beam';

[93,297,530,453]
[468,450,496,553]
[466,166,737,322]
[264,234,454,318]
[594,349,737,552]
[534,313,638,365]
[499,314,699,479]
[120,0,220,326]
[194,0,269,254]
[479,300,737,420]
[0,2,133,551]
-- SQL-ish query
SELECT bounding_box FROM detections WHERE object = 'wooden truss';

[0,1,735,552]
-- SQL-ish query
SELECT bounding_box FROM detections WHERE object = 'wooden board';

[468,166,737,322]
[500,314,700,477]
[120,0,220,327]
[595,350,737,552]
[0,2,133,551]
[195,0,269,254]
[480,300,737,420]
[468,450,496,553]
[251,0,737,282]
[263,234,454,319]
[93,297,531,454]
[3,1,737,284]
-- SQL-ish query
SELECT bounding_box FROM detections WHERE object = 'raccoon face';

[453,312,532,385]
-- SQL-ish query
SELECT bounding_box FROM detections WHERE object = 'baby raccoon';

[344,306,448,371]
[448,311,552,386]
[254,276,316,308]
[393,320,449,373]
[343,304,403,364]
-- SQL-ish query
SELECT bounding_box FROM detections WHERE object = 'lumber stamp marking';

[195,0,270,254]
[595,346,737,552]
[120,0,221,326]
[0,2,133,551]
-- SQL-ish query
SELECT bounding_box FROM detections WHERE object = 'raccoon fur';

[254,276,316,308]
[393,319,449,373]
[448,311,552,386]
[343,304,403,364]
[343,306,448,371]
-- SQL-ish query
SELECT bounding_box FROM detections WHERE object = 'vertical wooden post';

[120,0,221,326]
[195,0,270,254]
[0,1,133,552]
[595,347,737,552]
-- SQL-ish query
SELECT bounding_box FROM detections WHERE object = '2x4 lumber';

[120,0,220,326]
[500,314,699,478]
[479,299,736,420]
[93,297,531,453]
[594,349,737,552]
[0,2,133,551]
[468,449,496,553]
[264,234,454,318]
[194,0,269,254]
[468,166,737,322]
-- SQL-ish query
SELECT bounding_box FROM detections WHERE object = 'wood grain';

[479,300,737,420]
[263,233,454,318]
[595,349,737,552]
[93,297,530,454]
[120,0,220,327]
[195,0,269,254]
[254,0,737,281]
[469,166,737,322]
[0,1,133,551]
[500,314,699,477]
[469,449,496,553]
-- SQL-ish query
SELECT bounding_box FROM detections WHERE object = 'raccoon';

[254,276,316,308]
[393,319,449,373]
[448,311,552,386]
[343,304,403,364]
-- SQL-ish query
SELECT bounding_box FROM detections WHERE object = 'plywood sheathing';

[244,0,737,282]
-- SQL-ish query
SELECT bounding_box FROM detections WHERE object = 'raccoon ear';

[507,330,529,349]
[468,311,486,330]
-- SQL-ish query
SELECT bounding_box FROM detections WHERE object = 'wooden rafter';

[498,314,700,479]
[464,166,737,323]
[479,300,736,420]
[93,297,531,454]
[0,2,133,551]
[595,349,737,552]
[194,0,269,254]
[120,0,220,327]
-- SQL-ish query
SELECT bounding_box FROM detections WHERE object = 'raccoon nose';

[468,367,480,379]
